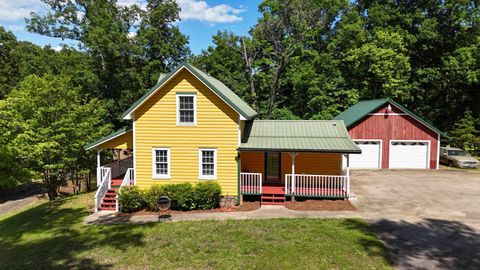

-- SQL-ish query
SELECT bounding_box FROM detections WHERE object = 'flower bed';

[118,181,222,213]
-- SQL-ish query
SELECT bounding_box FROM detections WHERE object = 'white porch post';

[289,152,298,200]
[346,154,350,196]
[96,149,102,187]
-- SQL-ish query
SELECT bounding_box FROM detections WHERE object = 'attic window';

[176,93,196,126]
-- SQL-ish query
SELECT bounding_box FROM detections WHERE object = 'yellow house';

[85,63,360,212]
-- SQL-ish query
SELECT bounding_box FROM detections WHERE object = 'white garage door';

[350,141,381,169]
[389,141,429,169]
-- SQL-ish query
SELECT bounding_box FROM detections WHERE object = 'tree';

[0,101,31,190]
[449,110,480,154]
[193,32,252,104]
[27,0,190,125]
[0,27,20,99]
[1,74,110,200]
[137,0,190,86]
[342,30,411,100]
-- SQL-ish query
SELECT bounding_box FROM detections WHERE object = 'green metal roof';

[334,98,449,138]
[84,127,131,150]
[121,63,258,120]
[239,120,361,153]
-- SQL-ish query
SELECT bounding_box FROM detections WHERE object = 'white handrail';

[116,168,134,212]
[285,174,349,198]
[240,172,262,194]
[94,167,111,212]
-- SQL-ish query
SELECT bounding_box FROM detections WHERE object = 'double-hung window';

[152,148,170,179]
[177,93,196,125]
[199,149,217,180]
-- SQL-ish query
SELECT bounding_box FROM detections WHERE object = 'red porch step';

[111,178,123,188]
[97,175,130,211]
[261,186,285,205]
[98,206,116,211]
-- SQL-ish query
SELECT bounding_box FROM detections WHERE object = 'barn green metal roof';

[334,98,449,138]
[121,63,258,120]
[239,120,361,153]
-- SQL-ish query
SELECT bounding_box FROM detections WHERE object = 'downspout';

[237,151,241,205]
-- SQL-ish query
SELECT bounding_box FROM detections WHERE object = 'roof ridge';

[120,63,258,120]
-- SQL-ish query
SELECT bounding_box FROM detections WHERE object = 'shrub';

[119,182,222,212]
[143,184,166,211]
[164,182,195,211]
[118,186,144,213]
[193,181,222,210]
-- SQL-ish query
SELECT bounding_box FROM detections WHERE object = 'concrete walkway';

[84,205,360,225]
[0,196,41,216]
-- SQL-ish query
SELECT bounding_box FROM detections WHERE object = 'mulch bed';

[285,199,356,211]
[119,201,261,216]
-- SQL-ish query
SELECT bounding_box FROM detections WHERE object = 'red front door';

[265,152,281,183]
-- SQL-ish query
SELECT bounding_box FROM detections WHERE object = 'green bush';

[118,186,144,213]
[143,184,166,211]
[120,182,222,212]
[193,181,222,210]
[164,183,195,211]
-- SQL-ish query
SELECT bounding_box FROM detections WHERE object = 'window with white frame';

[199,149,217,180]
[152,148,170,178]
[177,93,196,125]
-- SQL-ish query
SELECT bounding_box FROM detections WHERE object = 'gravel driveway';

[350,169,480,270]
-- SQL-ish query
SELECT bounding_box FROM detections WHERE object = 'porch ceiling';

[239,120,361,153]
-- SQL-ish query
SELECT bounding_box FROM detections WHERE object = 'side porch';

[85,127,135,212]
[239,151,352,205]
[238,120,361,205]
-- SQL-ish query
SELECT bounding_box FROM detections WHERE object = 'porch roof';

[84,127,132,150]
[239,120,361,153]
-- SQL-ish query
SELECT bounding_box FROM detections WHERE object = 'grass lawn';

[0,192,392,269]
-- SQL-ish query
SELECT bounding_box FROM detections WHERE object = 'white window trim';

[176,93,197,126]
[198,148,217,180]
[152,147,171,179]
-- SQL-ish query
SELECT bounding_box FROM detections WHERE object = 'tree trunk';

[267,62,282,117]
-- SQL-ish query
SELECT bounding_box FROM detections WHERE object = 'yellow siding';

[134,69,239,195]
[98,131,133,149]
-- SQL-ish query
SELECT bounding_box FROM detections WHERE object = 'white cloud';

[117,0,142,7]
[177,0,244,24]
[0,0,44,22]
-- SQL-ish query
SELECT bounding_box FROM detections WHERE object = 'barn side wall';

[348,103,439,169]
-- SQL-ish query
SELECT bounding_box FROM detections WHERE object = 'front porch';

[239,151,352,205]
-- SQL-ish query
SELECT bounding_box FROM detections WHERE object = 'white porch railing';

[94,167,111,212]
[116,168,134,212]
[285,174,350,198]
[96,166,110,187]
[240,172,262,194]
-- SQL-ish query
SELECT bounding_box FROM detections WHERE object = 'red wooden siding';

[348,103,439,169]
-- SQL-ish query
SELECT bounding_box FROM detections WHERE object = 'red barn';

[334,99,448,169]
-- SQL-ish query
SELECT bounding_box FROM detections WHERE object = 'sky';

[0,0,262,55]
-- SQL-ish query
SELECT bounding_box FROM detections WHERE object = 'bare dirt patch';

[285,199,356,211]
